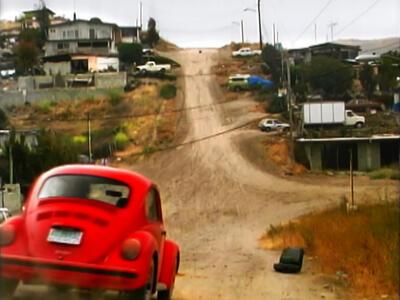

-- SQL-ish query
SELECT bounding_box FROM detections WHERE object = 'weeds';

[160,84,177,99]
[368,168,400,180]
[107,90,124,106]
[114,131,129,150]
[261,203,400,297]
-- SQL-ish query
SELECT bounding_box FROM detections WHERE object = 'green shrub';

[0,108,8,128]
[72,135,87,144]
[114,131,129,150]
[152,55,180,67]
[36,100,56,113]
[368,168,400,180]
[107,90,123,106]
[160,84,177,99]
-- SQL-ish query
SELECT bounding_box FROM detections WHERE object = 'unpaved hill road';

[131,49,397,300]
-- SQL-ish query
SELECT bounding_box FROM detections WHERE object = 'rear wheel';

[122,261,154,300]
[157,255,179,300]
[0,277,19,299]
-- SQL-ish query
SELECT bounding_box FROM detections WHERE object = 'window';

[145,188,161,222]
[62,31,66,38]
[39,175,130,207]
[75,30,79,38]
[78,42,91,48]
[90,28,95,39]
[57,42,69,49]
[347,111,354,117]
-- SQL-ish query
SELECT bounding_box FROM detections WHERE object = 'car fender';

[158,239,180,289]
[0,216,29,255]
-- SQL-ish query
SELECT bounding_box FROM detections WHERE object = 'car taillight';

[0,224,15,246]
[121,239,141,260]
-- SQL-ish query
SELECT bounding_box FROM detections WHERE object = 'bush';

[160,84,177,99]
[72,135,87,144]
[114,131,129,150]
[368,168,400,180]
[0,108,8,128]
[107,90,123,106]
[36,100,56,113]
[267,95,286,113]
[151,55,180,67]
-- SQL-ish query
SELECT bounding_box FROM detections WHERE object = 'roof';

[297,135,400,143]
[309,42,360,50]
[49,19,117,29]
[40,164,153,189]
[23,8,56,16]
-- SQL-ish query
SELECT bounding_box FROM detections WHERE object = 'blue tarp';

[248,76,274,89]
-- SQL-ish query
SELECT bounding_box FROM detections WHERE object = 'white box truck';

[303,102,365,128]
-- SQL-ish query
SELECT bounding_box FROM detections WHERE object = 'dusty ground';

[13,49,398,300]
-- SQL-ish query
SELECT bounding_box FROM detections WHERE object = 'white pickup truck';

[136,61,171,74]
[232,47,262,57]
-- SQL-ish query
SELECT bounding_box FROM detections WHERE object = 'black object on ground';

[273,247,304,274]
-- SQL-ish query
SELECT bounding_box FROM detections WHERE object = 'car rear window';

[38,175,130,207]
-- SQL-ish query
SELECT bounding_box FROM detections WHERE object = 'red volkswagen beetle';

[0,165,180,300]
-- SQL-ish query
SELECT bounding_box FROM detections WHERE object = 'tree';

[2,130,80,186]
[13,40,39,75]
[378,51,400,92]
[304,56,353,99]
[261,44,282,83]
[359,64,377,99]
[142,18,160,47]
[0,108,8,128]
[118,43,143,67]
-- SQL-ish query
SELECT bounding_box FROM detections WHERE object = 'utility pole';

[314,23,317,43]
[286,57,295,161]
[9,143,13,184]
[273,23,276,46]
[87,113,92,163]
[241,19,244,44]
[257,0,263,50]
[328,22,338,41]
[140,1,143,29]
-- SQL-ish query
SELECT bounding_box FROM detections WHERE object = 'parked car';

[0,165,180,300]
[232,47,262,57]
[228,74,251,91]
[142,48,155,56]
[259,118,290,132]
[0,208,11,224]
[136,61,171,75]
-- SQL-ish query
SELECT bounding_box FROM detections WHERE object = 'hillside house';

[43,18,121,75]
[120,26,141,43]
[289,42,361,65]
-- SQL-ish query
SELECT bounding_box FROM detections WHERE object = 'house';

[120,26,141,43]
[43,17,121,75]
[21,7,56,29]
[0,21,21,49]
[289,42,361,65]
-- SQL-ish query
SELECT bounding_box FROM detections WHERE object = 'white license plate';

[47,228,83,245]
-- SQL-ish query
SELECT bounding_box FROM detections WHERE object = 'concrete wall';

[44,61,71,76]
[95,72,126,89]
[304,143,323,171]
[1,184,22,214]
[16,72,126,91]
[357,141,381,171]
[0,87,123,107]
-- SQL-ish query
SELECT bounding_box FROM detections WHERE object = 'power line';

[336,0,383,37]
[294,0,333,44]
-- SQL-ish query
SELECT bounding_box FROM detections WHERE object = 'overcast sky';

[1,0,399,48]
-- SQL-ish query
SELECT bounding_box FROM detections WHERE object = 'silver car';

[259,118,290,132]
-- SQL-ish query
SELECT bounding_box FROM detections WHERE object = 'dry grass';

[263,138,307,175]
[260,203,400,298]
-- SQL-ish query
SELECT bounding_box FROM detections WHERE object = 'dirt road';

[13,49,397,300]
[131,49,397,300]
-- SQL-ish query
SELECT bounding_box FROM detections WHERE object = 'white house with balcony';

[43,18,121,75]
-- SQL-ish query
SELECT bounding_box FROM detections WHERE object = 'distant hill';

[337,37,400,55]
